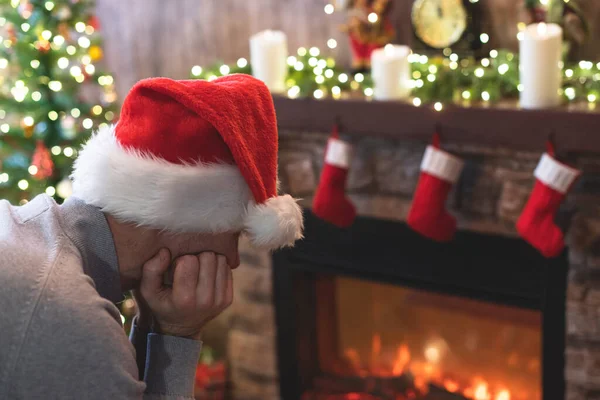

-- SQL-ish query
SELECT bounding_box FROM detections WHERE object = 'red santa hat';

[71,75,303,249]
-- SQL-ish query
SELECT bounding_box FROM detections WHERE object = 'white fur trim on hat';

[325,138,352,168]
[420,145,464,183]
[71,124,252,233]
[244,195,304,249]
[534,153,580,194]
[72,125,304,249]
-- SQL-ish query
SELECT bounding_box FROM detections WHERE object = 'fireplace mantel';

[273,96,600,154]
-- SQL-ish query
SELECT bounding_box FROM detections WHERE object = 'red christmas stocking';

[517,152,580,258]
[407,139,464,242]
[312,127,356,228]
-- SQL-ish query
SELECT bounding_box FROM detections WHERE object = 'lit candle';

[371,44,411,101]
[249,30,288,93]
[519,23,563,109]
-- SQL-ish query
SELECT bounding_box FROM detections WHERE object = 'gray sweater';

[0,195,202,399]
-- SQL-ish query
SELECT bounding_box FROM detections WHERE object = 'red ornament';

[195,361,225,389]
[35,40,51,53]
[87,15,100,30]
[7,24,16,43]
[31,140,54,180]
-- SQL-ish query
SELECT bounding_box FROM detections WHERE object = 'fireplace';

[273,210,568,400]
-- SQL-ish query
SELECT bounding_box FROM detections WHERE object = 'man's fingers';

[172,255,200,309]
[197,252,217,308]
[140,248,171,298]
[214,255,230,308]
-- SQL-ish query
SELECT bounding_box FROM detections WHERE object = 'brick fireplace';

[227,118,600,400]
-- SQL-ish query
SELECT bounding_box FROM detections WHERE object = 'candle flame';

[537,22,547,36]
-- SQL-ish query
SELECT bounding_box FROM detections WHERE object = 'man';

[0,75,304,399]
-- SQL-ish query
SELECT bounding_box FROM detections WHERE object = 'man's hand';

[136,249,234,340]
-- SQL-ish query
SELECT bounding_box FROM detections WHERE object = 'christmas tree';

[0,0,118,205]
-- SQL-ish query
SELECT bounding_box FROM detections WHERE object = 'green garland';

[189,46,600,106]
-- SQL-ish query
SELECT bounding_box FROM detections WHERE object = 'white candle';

[371,44,411,101]
[519,23,563,109]
[249,30,288,93]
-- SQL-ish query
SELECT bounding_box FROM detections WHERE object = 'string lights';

[189,42,600,111]
[0,0,119,203]
[187,0,597,109]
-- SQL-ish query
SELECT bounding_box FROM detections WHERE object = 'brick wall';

[228,129,600,400]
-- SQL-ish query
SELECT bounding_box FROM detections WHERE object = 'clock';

[411,0,484,55]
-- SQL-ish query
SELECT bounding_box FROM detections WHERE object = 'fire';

[495,389,511,400]
[338,333,523,400]
[370,334,381,373]
[443,379,459,393]
[392,344,410,376]
[473,382,490,400]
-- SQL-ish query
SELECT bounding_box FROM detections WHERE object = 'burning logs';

[304,374,471,400]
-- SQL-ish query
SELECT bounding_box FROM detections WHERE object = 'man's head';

[70,75,303,268]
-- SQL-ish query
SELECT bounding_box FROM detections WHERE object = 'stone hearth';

[227,129,600,400]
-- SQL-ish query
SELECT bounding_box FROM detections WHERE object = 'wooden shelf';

[273,96,600,154]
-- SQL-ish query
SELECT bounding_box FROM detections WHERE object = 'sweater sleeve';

[130,319,203,397]
[144,334,203,396]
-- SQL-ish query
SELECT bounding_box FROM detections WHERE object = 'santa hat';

[71,75,303,249]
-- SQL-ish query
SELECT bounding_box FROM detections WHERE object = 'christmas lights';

[0,0,119,204]
[187,43,600,118]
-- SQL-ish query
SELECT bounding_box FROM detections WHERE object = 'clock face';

[412,0,468,49]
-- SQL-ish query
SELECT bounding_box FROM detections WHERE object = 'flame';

[413,376,427,393]
[537,22,547,36]
[474,382,490,400]
[370,333,384,376]
[424,345,440,363]
[339,340,522,400]
[444,379,459,393]
[392,344,410,376]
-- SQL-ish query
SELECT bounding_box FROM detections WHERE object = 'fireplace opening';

[273,211,567,400]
